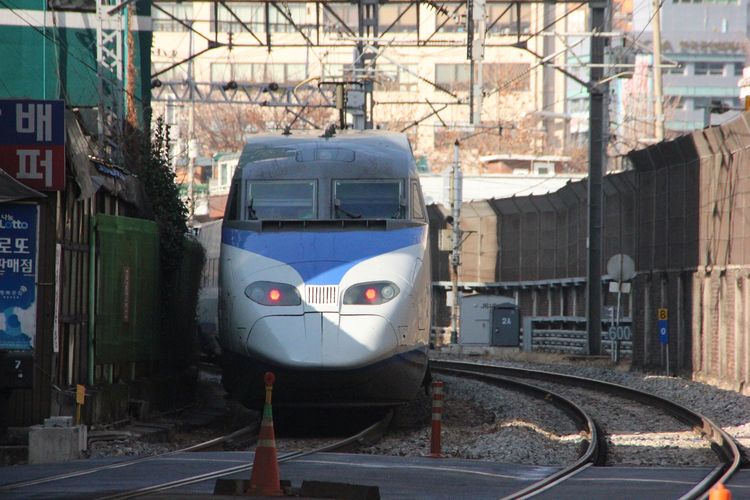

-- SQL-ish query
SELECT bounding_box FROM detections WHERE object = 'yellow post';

[75,384,85,425]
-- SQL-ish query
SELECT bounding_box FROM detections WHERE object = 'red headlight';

[245,281,300,306]
[343,282,400,305]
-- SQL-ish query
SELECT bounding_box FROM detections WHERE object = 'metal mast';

[652,0,664,141]
[450,140,463,344]
[353,0,379,129]
[586,0,609,356]
[96,0,124,161]
[469,0,486,125]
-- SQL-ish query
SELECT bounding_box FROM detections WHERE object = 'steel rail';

[432,359,742,500]
[432,365,600,500]
[99,410,393,499]
[0,424,259,492]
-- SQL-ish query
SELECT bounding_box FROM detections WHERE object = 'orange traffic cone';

[248,372,283,496]
[709,483,732,500]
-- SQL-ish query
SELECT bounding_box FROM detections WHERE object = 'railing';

[523,316,632,356]
[431,316,633,357]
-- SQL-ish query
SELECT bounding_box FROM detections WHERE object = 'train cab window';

[225,181,240,220]
[410,181,426,221]
[245,181,316,220]
[333,180,405,220]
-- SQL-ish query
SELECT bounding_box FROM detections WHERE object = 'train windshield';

[333,180,405,220]
[245,181,316,220]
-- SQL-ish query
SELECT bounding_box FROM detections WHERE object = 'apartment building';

[150,1,583,168]
[631,0,747,132]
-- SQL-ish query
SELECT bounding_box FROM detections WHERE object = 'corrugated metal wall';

[430,112,750,391]
[93,214,160,367]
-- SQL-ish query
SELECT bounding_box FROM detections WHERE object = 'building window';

[436,4,467,33]
[376,64,418,92]
[665,64,685,75]
[211,63,306,84]
[152,62,188,82]
[152,3,193,32]
[435,63,470,91]
[487,4,530,34]
[322,4,357,34]
[483,63,531,91]
[676,0,740,3]
[379,4,417,33]
[692,97,709,110]
[694,62,725,76]
[268,4,306,33]
[212,3,264,33]
[735,62,745,76]
[47,0,94,12]
[210,3,306,34]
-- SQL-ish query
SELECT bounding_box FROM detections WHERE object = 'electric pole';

[652,0,664,141]
[187,25,197,224]
[450,140,463,344]
[469,0,486,125]
[586,0,609,356]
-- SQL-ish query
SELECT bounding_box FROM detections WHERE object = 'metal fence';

[430,112,750,391]
[92,214,160,368]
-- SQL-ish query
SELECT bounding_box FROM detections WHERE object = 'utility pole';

[353,0,379,130]
[468,0,486,125]
[586,0,609,356]
[652,0,664,141]
[450,140,463,344]
[187,25,197,224]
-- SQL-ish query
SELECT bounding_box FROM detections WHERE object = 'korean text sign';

[0,99,65,191]
[0,204,38,350]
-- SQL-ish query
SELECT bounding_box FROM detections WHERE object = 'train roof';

[241,130,412,153]
[237,130,417,178]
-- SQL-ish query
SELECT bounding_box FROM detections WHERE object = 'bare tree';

[189,100,337,155]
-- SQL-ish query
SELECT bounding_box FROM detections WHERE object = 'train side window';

[245,180,316,220]
[411,180,426,221]
[333,180,405,220]
[225,181,239,220]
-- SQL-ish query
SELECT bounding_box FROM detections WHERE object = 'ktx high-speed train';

[219,130,431,408]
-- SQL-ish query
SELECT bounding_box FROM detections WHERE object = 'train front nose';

[248,313,397,367]
[247,282,399,368]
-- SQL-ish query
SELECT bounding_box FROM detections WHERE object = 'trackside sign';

[0,99,65,191]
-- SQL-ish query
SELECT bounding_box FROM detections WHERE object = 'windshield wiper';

[335,205,361,219]
[247,198,258,220]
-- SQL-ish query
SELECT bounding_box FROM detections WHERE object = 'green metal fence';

[90,214,159,376]
[161,237,205,370]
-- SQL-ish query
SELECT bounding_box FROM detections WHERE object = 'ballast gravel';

[359,376,585,465]
[84,351,750,468]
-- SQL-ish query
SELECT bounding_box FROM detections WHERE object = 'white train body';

[219,131,431,407]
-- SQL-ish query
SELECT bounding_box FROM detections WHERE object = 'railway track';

[100,410,392,499]
[432,359,741,499]
[0,423,259,493]
[0,411,391,499]
[430,364,600,499]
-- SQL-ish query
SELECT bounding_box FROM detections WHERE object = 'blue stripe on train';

[222,226,425,284]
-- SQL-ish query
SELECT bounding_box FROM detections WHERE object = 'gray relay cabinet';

[459,294,519,347]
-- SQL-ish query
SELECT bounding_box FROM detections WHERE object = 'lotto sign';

[0,204,38,350]
[0,99,65,191]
